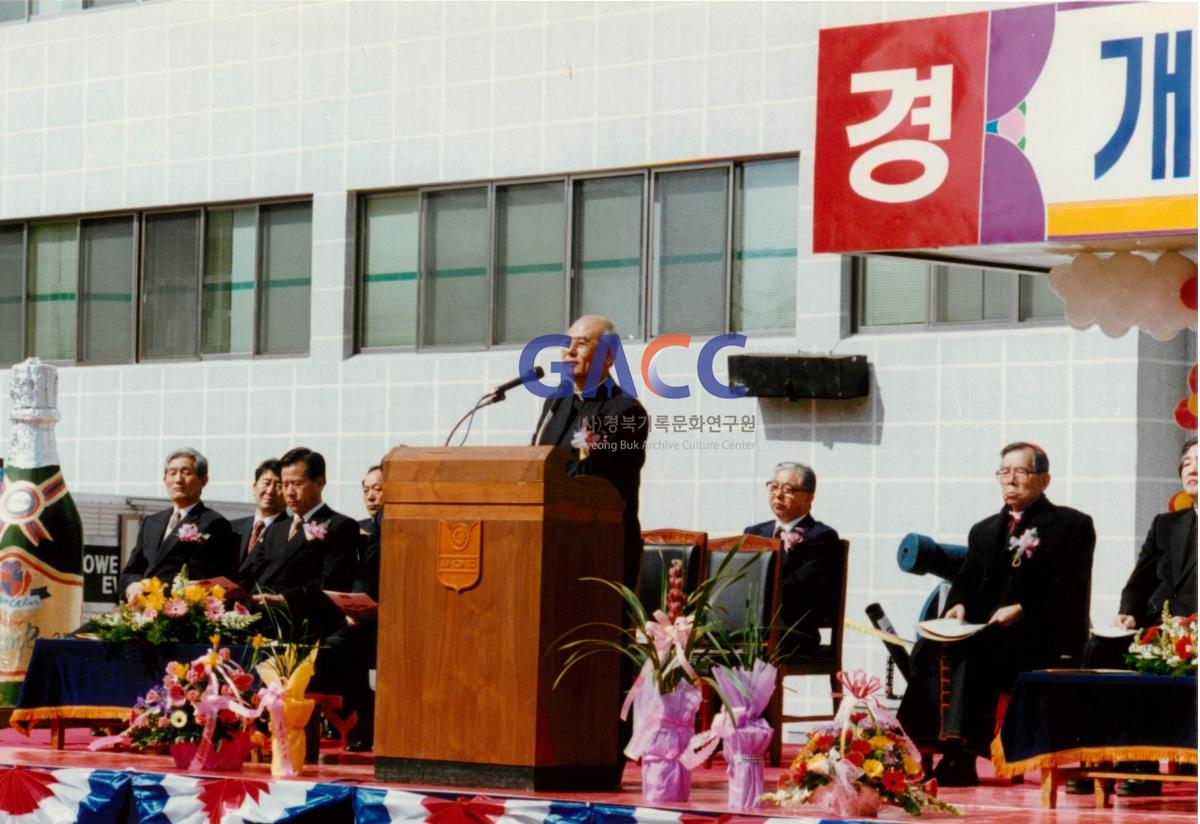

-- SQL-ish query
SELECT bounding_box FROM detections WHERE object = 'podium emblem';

[437,521,481,592]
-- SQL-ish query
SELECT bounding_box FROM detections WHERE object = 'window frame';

[0,196,312,368]
[355,155,800,354]
[851,254,1064,334]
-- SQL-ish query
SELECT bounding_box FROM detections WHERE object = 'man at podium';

[532,314,649,588]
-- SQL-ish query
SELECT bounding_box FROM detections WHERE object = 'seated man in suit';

[237,447,358,640]
[1072,438,1197,796]
[320,509,381,752]
[118,448,238,597]
[359,465,383,534]
[744,461,843,659]
[898,442,1096,786]
[230,458,286,562]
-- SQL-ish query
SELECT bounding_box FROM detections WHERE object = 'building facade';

[0,0,1194,713]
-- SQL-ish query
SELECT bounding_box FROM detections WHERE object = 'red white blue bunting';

[0,764,837,824]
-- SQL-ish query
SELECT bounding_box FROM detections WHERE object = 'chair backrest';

[705,535,782,638]
[638,529,706,615]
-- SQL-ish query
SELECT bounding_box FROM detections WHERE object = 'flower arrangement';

[176,523,207,544]
[783,526,806,549]
[1125,603,1198,676]
[760,672,958,818]
[302,520,330,542]
[569,419,605,460]
[91,635,264,770]
[93,567,260,644]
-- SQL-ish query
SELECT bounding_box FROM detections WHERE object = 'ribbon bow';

[831,669,920,762]
[642,610,697,681]
[257,683,296,777]
[837,670,881,701]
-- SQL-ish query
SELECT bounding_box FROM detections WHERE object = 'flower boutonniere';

[569,419,605,460]
[303,520,331,542]
[1009,527,1039,568]
[176,524,208,544]
[783,526,806,550]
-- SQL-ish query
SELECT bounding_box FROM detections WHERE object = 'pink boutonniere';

[570,419,605,460]
[176,523,208,544]
[783,526,806,549]
[303,520,330,542]
[1009,527,1040,568]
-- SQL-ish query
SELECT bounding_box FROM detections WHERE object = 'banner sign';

[814,2,1197,253]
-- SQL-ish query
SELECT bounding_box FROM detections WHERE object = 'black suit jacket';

[355,511,381,602]
[533,381,649,587]
[745,515,843,654]
[118,502,238,595]
[947,494,1096,668]
[1120,508,1198,626]
[230,512,287,559]
[236,503,358,639]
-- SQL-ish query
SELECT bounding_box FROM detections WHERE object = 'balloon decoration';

[1175,364,1198,431]
[1048,251,1197,340]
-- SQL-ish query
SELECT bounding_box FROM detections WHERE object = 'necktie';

[162,510,180,546]
[772,525,784,539]
[248,519,266,553]
[1008,512,1021,536]
[288,513,304,541]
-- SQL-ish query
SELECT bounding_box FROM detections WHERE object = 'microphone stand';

[443,391,503,448]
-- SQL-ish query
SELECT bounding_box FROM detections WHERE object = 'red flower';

[845,751,864,766]
[850,738,872,755]
[1176,636,1194,660]
[849,711,867,724]
[812,734,835,751]
[218,709,237,725]
[1142,626,1160,643]
[791,762,807,783]
[233,673,253,692]
[881,770,906,793]
[1184,613,1198,626]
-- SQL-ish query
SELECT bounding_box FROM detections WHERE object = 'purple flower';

[303,520,330,542]
[176,523,207,543]
[783,526,806,549]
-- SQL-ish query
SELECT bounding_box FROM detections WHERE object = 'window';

[357,156,798,350]
[854,256,1064,330]
[80,216,135,363]
[258,202,312,355]
[0,198,312,367]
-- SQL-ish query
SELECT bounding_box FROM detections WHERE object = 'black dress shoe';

[1116,779,1161,797]
[1065,778,1094,794]
[933,756,979,787]
[344,739,372,753]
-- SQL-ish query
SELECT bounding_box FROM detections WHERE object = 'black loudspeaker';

[727,354,870,400]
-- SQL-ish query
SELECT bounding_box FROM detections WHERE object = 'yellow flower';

[862,759,884,778]
[806,754,827,771]
[143,578,166,596]
[210,584,226,601]
[209,633,220,648]
[170,662,187,679]
[251,634,264,651]
[145,594,165,612]
[869,735,892,750]
[903,756,922,776]
[183,585,206,604]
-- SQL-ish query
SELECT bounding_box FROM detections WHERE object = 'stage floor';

[0,726,1194,823]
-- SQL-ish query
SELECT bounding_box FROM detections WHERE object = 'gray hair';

[164,448,208,479]
[773,461,816,493]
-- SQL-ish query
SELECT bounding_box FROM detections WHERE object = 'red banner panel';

[814,12,988,253]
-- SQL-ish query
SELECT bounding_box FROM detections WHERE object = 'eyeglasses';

[766,482,806,496]
[995,468,1040,481]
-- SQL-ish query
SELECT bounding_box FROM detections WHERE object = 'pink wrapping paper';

[810,758,882,818]
[704,661,777,809]
[623,662,702,803]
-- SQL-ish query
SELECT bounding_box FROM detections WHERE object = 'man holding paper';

[897,442,1096,786]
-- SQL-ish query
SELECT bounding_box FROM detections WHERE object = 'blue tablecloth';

[992,670,1198,775]
[11,639,252,732]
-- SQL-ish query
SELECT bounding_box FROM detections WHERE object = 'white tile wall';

[0,1,1191,711]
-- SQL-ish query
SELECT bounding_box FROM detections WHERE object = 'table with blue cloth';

[10,639,252,748]
[992,670,1198,808]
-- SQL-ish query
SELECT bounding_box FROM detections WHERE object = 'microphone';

[866,602,911,678]
[487,365,545,401]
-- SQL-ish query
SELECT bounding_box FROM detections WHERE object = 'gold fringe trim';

[991,736,1199,776]
[9,706,132,735]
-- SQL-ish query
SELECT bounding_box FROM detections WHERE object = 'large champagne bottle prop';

[0,358,83,705]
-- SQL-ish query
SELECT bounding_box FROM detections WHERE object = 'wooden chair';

[638,529,706,615]
[697,534,783,764]
[769,539,851,766]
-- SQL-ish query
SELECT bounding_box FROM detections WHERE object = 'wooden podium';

[373,446,627,790]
